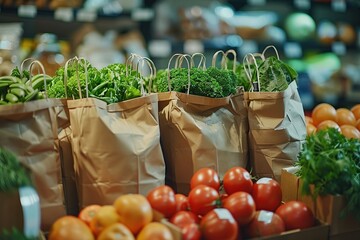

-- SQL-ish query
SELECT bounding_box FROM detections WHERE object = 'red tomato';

[223,167,253,195]
[146,185,177,218]
[200,208,238,240]
[188,185,220,216]
[170,211,200,229]
[275,201,315,230]
[245,210,285,238]
[252,178,282,212]
[175,193,189,212]
[182,223,201,240]
[190,168,220,191]
[222,191,256,226]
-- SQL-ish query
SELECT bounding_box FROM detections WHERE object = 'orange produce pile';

[48,194,173,240]
[306,103,360,139]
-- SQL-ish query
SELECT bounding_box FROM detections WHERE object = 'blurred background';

[0,0,359,111]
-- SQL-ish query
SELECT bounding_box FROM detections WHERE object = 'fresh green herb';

[296,128,360,219]
[10,66,29,81]
[252,56,297,92]
[154,67,224,98]
[48,60,101,99]
[228,61,252,91]
[206,66,237,96]
[0,148,32,192]
[47,61,143,103]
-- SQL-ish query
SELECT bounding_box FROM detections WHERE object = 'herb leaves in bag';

[252,56,298,92]
[154,67,224,98]
[296,127,360,219]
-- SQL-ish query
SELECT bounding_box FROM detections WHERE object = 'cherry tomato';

[170,211,200,229]
[222,191,256,226]
[223,167,253,195]
[146,185,177,218]
[245,210,285,238]
[175,193,190,212]
[188,185,219,216]
[252,177,282,212]
[182,223,201,240]
[190,168,220,191]
[275,200,315,230]
[200,208,238,240]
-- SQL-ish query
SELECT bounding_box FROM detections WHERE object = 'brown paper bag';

[0,60,69,231]
[0,98,67,231]
[58,125,79,216]
[159,53,248,195]
[244,47,307,182]
[68,57,165,209]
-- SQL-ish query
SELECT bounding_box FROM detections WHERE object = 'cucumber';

[9,83,28,91]
[5,93,19,103]
[10,88,26,99]
[24,89,39,102]
[0,76,19,84]
[0,82,10,89]
[32,75,53,90]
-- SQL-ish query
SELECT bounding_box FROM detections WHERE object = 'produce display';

[45,167,316,240]
[0,49,359,240]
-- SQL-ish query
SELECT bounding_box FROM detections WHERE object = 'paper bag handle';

[190,53,206,70]
[135,56,157,95]
[261,45,280,60]
[27,59,49,99]
[212,50,226,69]
[167,53,191,94]
[125,53,142,77]
[64,56,79,98]
[64,56,90,99]
[20,58,35,76]
[225,49,237,73]
[243,53,262,92]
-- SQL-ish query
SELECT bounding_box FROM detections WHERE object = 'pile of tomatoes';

[165,167,315,240]
[306,103,360,139]
[47,167,316,240]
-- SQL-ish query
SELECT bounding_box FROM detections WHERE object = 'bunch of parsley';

[296,128,360,219]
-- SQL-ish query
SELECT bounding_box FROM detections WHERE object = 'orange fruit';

[356,119,360,131]
[136,222,173,240]
[340,125,360,139]
[113,194,153,235]
[78,204,101,226]
[97,223,135,240]
[311,103,337,126]
[48,216,95,240]
[351,104,360,120]
[336,108,356,126]
[89,205,119,236]
[306,123,317,136]
[316,120,340,132]
[305,116,313,125]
